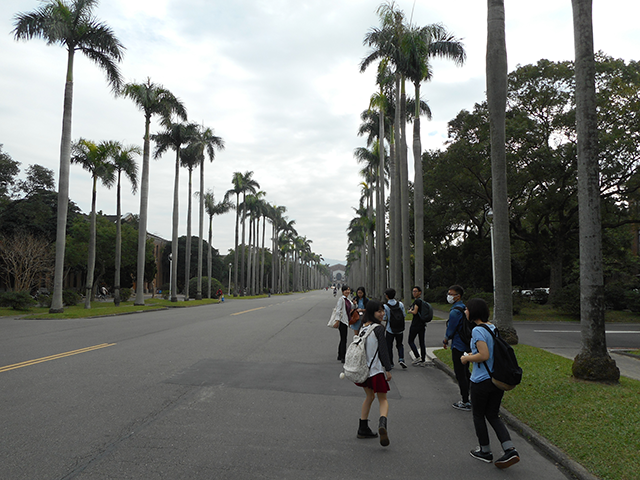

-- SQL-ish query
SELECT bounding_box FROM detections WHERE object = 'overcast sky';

[1,0,639,265]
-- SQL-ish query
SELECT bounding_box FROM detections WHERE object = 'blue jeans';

[385,331,404,364]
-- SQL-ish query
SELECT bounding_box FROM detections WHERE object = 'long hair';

[363,299,383,324]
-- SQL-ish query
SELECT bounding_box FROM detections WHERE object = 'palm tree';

[570,0,619,382]
[361,1,405,297]
[120,78,186,305]
[179,144,200,300]
[109,142,139,306]
[402,23,465,296]
[204,190,234,298]
[189,126,224,300]
[13,0,124,313]
[71,139,116,309]
[152,121,198,302]
[225,171,259,295]
[268,204,287,293]
[486,0,515,341]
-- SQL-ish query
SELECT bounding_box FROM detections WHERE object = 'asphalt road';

[1,291,613,480]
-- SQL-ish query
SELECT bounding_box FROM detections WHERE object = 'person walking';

[461,298,520,469]
[335,285,353,363]
[353,300,393,446]
[407,286,428,366]
[383,288,407,369]
[443,285,471,410]
[351,286,369,333]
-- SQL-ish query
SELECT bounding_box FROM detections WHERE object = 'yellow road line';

[231,307,266,316]
[0,343,116,373]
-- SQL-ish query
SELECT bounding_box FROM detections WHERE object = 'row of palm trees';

[12,0,228,308]
[350,0,618,382]
[347,2,465,302]
[224,171,328,296]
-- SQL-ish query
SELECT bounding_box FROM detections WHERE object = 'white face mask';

[447,295,455,304]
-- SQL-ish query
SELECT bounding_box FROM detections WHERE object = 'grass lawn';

[434,346,640,480]
[0,297,220,319]
[429,302,640,323]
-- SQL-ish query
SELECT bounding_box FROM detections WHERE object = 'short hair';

[341,284,350,292]
[466,298,490,323]
[363,300,384,324]
[412,286,422,293]
[448,284,464,297]
[384,288,396,300]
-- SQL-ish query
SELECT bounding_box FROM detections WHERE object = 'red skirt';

[356,372,390,393]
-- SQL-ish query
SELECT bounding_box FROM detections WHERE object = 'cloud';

[2,0,640,264]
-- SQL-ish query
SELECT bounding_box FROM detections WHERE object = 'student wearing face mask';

[443,285,471,411]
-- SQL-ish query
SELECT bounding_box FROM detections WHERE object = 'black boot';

[378,416,389,446]
[357,419,378,438]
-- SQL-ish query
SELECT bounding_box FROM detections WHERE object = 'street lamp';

[485,208,496,317]
[228,263,232,296]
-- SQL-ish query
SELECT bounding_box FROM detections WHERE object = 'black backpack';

[418,300,433,324]
[387,302,405,333]
[453,306,473,348]
[478,324,523,391]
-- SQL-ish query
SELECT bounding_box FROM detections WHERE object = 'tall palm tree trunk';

[247,215,253,295]
[413,81,424,294]
[208,213,213,299]
[134,113,151,306]
[260,216,266,294]
[184,169,193,300]
[487,0,515,340]
[50,49,75,313]
[170,152,180,302]
[233,194,240,295]
[196,159,205,300]
[240,203,247,295]
[184,169,192,302]
[85,176,98,309]
[114,171,122,306]
[571,0,619,382]
[377,108,386,300]
[399,77,412,304]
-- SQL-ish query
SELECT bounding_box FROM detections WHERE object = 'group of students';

[333,283,520,469]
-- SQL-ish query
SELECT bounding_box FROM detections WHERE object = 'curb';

[428,353,599,480]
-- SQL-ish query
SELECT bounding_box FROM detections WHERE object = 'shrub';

[187,277,224,299]
[36,293,52,308]
[624,289,640,313]
[62,289,81,306]
[552,284,580,317]
[120,288,132,302]
[0,291,36,310]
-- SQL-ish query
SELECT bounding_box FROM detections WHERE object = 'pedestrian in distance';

[443,285,471,411]
[461,298,520,469]
[407,286,427,366]
[351,286,369,333]
[354,300,393,446]
[383,288,407,369]
[335,285,354,363]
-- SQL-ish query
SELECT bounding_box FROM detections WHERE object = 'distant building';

[329,264,347,284]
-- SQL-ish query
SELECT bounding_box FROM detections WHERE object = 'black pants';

[408,324,426,361]
[452,347,471,403]
[385,331,404,364]
[337,322,348,361]
[470,379,512,448]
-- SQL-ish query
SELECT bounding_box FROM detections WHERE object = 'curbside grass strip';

[428,353,598,480]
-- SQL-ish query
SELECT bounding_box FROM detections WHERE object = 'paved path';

[2,291,635,479]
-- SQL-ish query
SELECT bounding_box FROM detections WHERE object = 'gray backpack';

[341,325,379,383]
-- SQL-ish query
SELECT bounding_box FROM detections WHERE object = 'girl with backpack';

[354,300,393,446]
[460,298,520,469]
